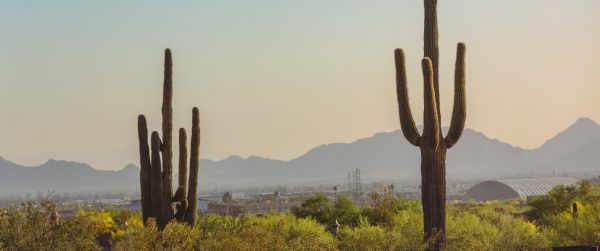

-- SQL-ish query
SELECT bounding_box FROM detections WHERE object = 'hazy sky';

[1,1,599,170]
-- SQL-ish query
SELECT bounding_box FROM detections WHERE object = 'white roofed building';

[462,177,579,201]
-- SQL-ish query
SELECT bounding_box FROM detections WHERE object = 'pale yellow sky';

[0,1,599,170]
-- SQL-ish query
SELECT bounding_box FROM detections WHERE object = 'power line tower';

[351,168,362,205]
[347,172,352,193]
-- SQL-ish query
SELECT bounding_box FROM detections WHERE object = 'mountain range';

[1,118,599,194]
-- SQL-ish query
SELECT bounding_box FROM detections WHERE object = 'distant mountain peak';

[535,117,600,160]
[40,159,94,170]
[0,156,22,169]
[222,155,243,161]
[219,155,245,165]
[545,117,600,143]
[120,163,139,172]
[573,117,599,128]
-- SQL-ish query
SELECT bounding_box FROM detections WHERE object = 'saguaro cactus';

[394,0,466,249]
[137,49,201,230]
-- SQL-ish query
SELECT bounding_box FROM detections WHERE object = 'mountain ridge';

[1,118,599,193]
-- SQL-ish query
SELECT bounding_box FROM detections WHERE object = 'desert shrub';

[390,208,433,250]
[76,207,142,244]
[337,224,392,251]
[114,218,200,251]
[543,201,600,247]
[361,191,420,227]
[337,205,432,251]
[0,201,100,251]
[196,213,336,250]
[338,211,426,251]
[493,215,549,251]
[444,210,499,251]
[112,218,161,251]
[448,201,549,250]
[162,221,201,250]
[523,181,600,247]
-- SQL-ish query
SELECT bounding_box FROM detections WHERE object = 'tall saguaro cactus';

[395,0,466,249]
[138,49,201,230]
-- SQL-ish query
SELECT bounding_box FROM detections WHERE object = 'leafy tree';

[291,193,332,224]
[527,181,599,222]
[361,190,419,227]
[331,196,361,227]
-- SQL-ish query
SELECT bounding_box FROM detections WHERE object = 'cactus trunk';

[394,0,467,249]
[161,49,174,224]
[150,131,164,228]
[420,147,446,245]
[185,107,200,226]
[137,49,201,230]
[178,128,188,196]
[137,115,152,224]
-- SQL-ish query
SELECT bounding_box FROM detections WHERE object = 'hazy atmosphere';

[2,1,600,250]
[1,0,599,170]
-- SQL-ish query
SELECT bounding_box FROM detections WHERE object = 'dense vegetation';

[0,181,598,250]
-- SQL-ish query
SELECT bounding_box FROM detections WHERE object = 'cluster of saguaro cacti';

[395,0,466,249]
[137,49,200,230]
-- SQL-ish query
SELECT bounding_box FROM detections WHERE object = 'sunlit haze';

[1,0,599,170]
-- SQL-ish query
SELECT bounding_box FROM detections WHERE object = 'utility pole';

[333,186,338,200]
[274,191,281,212]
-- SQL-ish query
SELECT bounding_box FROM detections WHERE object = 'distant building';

[202,202,243,215]
[126,198,209,211]
[462,177,579,201]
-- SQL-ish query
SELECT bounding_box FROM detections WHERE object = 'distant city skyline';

[1,0,599,170]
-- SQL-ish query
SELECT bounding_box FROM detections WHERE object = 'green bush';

[115,213,335,251]
[338,209,428,251]
[361,191,420,227]
[0,201,100,251]
[337,224,393,251]
[447,202,549,251]
[291,193,332,224]
[114,219,200,251]
[196,213,336,250]
[494,215,549,251]
[528,181,600,223]
[331,196,361,227]
[543,201,600,247]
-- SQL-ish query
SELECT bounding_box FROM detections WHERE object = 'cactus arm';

[150,131,164,229]
[173,186,187,221]
[421,58,440,149]
[444,43,466,148]
[424,0,441,124]
[185,107,200,226]
[178,128,188,192]
[161,49,174,223]
[137,115,152,224]
[395,49,421,146]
